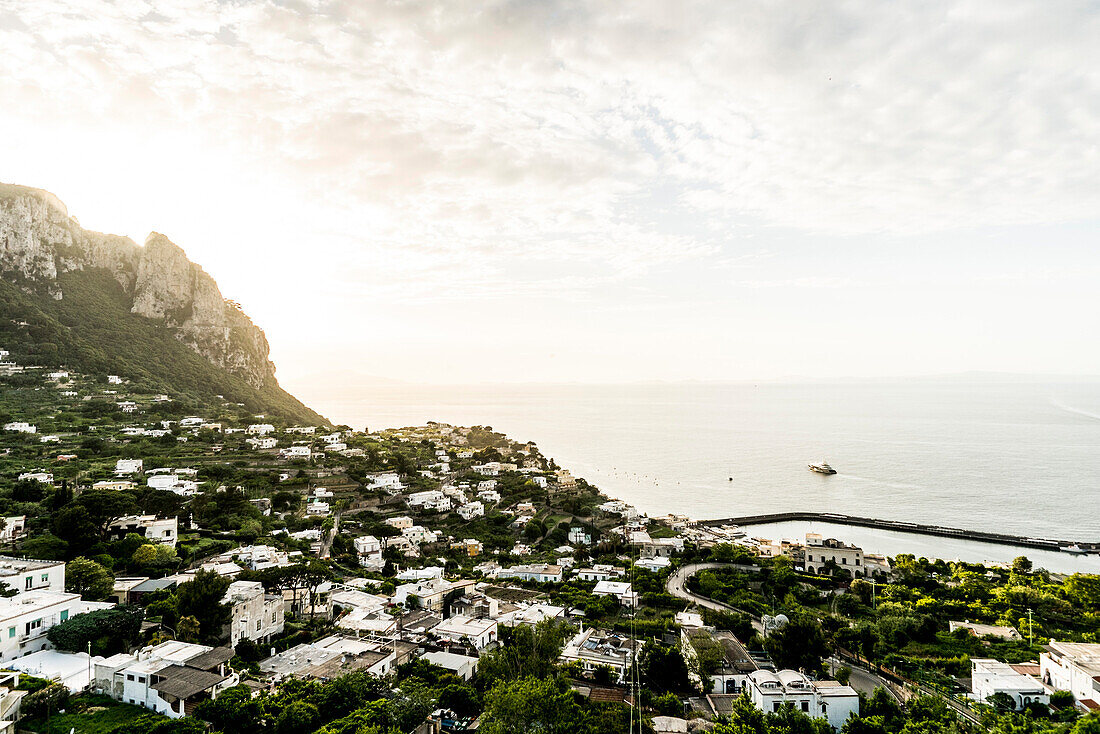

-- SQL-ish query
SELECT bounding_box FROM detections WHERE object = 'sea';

[303,378,1100,573]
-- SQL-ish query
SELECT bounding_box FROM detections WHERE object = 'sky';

[1,0,1099,390]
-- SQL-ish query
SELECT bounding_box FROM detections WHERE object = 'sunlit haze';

[3,1,1099,392]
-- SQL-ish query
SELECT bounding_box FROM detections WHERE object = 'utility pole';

[1027,608,1034,645]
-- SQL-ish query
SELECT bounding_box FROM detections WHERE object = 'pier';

[698,511,1100,555]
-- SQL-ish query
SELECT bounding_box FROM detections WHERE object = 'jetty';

[698,511,1100,555]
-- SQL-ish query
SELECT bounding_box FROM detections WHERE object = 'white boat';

[808,461,836,475]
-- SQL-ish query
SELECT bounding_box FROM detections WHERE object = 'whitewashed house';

[107,516,177,547]
[114,459,144,476]
[744,670,859,730]
[971,658,1049,710]
[354,536,384,570]
[433,615,498,650]
[222,581,284,646]
[457,501,485,520]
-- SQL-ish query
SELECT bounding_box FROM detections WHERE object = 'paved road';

[828,656,900,702]
[666,563,765,633]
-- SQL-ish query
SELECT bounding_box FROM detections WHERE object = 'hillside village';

[1,356,1099,734]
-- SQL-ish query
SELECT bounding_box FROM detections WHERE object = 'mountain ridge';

[0,182,326,425]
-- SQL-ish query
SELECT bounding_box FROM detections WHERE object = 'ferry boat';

[808,461,836,475]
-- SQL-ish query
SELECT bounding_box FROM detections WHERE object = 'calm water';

[308,380,1100,544]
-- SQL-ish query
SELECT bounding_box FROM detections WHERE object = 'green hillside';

[0,268,326,425]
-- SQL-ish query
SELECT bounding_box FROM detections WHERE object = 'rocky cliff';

[0,183,276,389]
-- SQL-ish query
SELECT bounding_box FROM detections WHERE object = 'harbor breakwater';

[699,511,1100,555]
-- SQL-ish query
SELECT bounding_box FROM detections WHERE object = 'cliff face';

[0,183,277,389]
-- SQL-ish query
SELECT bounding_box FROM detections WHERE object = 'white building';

[0,590,85,662]
[0,518,26,544]
[393,577,452,612]
[495,564,563,584]
[107,516,178,547]
[568,527,592,545]
[259,635,395,682]
[385,516,414,530]
[402,526,440,545]
[477,489,501,504]
[146,474,199,496]
[457,501,485,520]
[560,629,637,683]
[213,545,294,571]
[497,603,567,628]
[420,651,478,681]
[1040,641,1100,711]
[744,670,859,730]
[573,565,624,582]
[10,649,95,693]
[16,472,51,484]
[114,459,144,476]
[3,423,36,434]
[95,641,237,718]
[280,445,312,460]
[433,615,498,650]
[971,658,1049,710]
[0,558,66,594]
[247,424,276,435]
[354,536,384,570]
[407,490,452,512]
[803,534,871,579]
[366,473,404,492]
[306,500,331,517]
[593,580,638,607]
[221,581,285,646]
[247,437,277,450]
[108,375,123,384]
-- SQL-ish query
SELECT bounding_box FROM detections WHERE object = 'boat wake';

[1050,398,1100,422]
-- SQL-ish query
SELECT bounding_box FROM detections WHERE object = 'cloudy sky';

[2,0,1099,389]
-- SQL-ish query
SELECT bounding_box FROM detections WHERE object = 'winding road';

[665,562,765,633]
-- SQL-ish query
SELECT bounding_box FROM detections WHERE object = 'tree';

[175,569,231,643]
[74,489,138,539]
[112,716,209,734]
[479,677,581,734]
[133,544,158,566]
[275,701,321,734]
[177,615,201,643]
[46,605,144,655]
[438,683,479,717]
[986,692,1016,712]
[1012,556,1034,574]
[640,642,691,693]
[477,619,572,686]
[765,615,828,673]
[50,505,98,556]
[195,686,267,734]
[65,557,114,600]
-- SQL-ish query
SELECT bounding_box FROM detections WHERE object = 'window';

[127,674,135,681]
[60,610,68,621]
[25,619,42,634]
[41,574,48,582]
[801,701,809,712]
[138,676,146,684]
[773,702,781,712]
[841,557,847,564]
[256,620,262,631]
[855,558,860,566]
[24,577,31,590]
[6,627,14,639]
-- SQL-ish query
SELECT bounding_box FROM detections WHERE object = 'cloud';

[1,0,1098,303]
